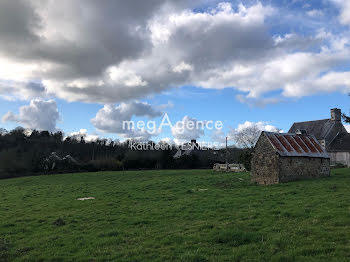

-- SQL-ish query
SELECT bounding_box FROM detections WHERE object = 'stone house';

[44,152,79,171]
[326,133,350,167]
[251,131,330,185]
[289,108,350,167]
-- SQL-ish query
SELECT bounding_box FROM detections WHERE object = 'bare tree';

[0,128,7,136]
[234,125,262,149]
[343,94,350,123]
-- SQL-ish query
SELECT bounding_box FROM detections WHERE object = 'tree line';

[0,127,248,179]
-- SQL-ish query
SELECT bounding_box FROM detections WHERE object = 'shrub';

[238,149,252,171]
[85,158,123,171]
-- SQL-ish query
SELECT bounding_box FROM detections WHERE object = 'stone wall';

[251,135,279,185]
[279,157,330,183]
[252,133,331,185]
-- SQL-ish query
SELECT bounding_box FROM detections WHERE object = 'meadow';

[1,169,350,262]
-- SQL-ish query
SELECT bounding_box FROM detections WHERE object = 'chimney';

[331,108,341,122]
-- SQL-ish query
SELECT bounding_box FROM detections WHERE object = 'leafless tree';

[343,94,350,123]
[234,125,262,149]
[0,128,7,136]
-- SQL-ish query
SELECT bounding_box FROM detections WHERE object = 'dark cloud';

[0,1,349,105]
[0,0,40,45]
[0,0,202,78]
[0,81,46,100]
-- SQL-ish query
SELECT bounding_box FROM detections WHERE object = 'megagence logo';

[129,141,221,151]
[122,113,223,135]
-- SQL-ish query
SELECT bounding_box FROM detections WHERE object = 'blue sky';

[0,0,349,144]
[3,86,348,143]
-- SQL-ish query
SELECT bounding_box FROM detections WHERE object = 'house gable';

[251,133,280,185]
[288,108,348,147]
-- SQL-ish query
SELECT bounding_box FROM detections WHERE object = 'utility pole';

[226,136,228,172]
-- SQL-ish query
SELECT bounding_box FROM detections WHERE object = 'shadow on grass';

[0,238,10,262]
[211,228,261,247]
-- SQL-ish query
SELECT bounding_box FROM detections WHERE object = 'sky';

[0,0,350,144]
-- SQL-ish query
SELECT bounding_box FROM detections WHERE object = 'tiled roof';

[288,119,334,140]
[263,132,330,158]
[328,133,350,152]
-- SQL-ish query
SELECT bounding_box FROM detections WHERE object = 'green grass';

[1,169,350,262]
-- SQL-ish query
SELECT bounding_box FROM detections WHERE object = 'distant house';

[289,108,350,167]
[326,133,350,167]
[251,132,330,185]
[44,152,79,171]
[173,140,199,159]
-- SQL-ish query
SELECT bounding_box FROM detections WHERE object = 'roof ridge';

[291,118,330,124]
[263,131,317,137]
[327,132,340,148]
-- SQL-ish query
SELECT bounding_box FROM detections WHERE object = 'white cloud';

[0,1,277,103]
[91,101,162,140]
[0,1,349,105]
[282,71,350,97]
[211,121,282,146]
[236,121,281,133]
[307,9,323,17]
[344,124,350,133]
[171,116,205,144]
[234,121,282,147]
[108,67,148,87]
[0,81,46,101]
[198,46,350,100]
[159,137,175,145]
[332,0,350,25]
[236,94,283,108]
[210,129,232,147]
[68,129,99,142]
[2,99,60,132]
[173,62,193,73]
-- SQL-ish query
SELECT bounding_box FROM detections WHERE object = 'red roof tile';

[293,135,310,153]
[285,135,303,153]
[276,134,293,152]
[263,132,329,158]
[300,136,318,153]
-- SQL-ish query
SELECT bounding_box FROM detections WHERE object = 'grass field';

[1,169,350,262]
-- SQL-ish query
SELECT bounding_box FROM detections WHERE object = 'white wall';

[330,152,350,167]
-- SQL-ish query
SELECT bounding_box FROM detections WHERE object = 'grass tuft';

[53,218,66,226]
[211,228,260,246]
[0,238,10,262]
